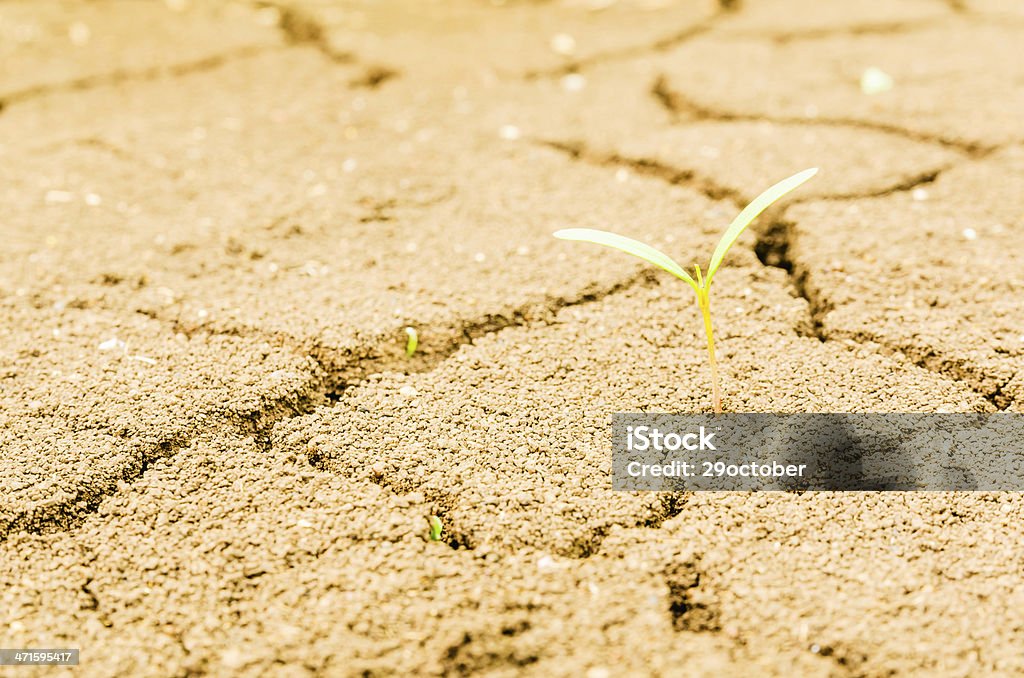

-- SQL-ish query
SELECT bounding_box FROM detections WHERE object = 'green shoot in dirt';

[554,168,817,414]
[405,326,419,358]
[428,515,443,541]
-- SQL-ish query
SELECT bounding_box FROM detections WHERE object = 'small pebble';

[962,228,977,241]
[399,385,418,397]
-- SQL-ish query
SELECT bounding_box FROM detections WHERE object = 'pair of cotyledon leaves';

[554,167,818,291]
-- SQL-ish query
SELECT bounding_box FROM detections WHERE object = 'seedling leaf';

[405,326,418,358]
[706,167,818,284]
[428,515,443,541]
[554,228,696,287]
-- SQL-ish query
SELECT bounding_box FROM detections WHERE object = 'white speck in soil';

[550,33,576,55]
[499,124,521,141]
[561,73,586,92]
[255,6,280,26]
[45,190,74,204]
[962,228,978,241]
[912,188,929,201]
[98,338,125,352]
[860,67,894,95]
[699,145,720,159]
[68,22,91,46]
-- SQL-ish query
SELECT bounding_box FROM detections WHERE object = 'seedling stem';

[697,284,721,414]
[428,515,443,541]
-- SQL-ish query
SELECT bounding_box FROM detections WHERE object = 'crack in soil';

[539,139,745,205]
[825,327,1017,411]
[266,1,355,63]
[524,1,954,79]
[539,136,955,213]
[524,3,736,79]
[26,136,188,181]
[349,64,400,89]
[726,16,950,45]
[651,76,996,158]
[1,270,659,541]
[803,168,947,203]
[664,558,720,633]
[753,216,832,340]
[0,44,278,113]
[440,620,539,675]
[757,210,1017,411]
[0,2,378,115]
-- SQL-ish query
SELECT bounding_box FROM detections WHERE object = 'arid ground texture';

[2,0,1024,675]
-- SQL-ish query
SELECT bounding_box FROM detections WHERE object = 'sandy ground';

[2,0,1023,675]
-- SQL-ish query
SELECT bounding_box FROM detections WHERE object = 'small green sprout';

[554,168,817,414]
[405,326,419,357]
[428,515,443,541]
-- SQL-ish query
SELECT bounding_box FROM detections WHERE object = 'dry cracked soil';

[2,0,1024,676]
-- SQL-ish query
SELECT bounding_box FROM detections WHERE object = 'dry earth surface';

[2,0,1023,676]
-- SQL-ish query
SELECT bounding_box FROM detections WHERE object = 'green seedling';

[554,168,817,414]
[405,326,419,358]
[428,515,443,541]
